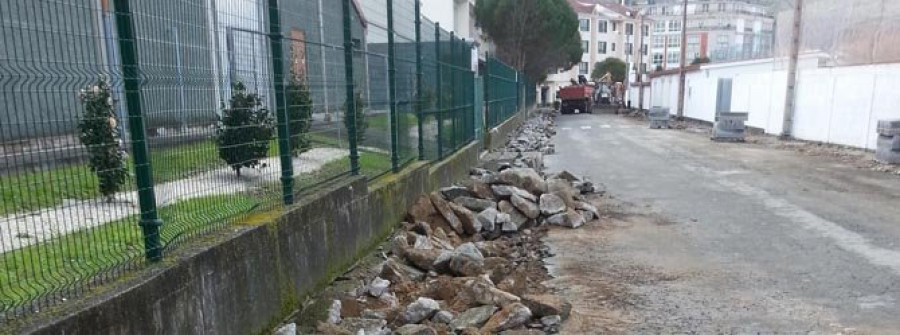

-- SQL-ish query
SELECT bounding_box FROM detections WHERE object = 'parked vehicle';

[558,76,594,114]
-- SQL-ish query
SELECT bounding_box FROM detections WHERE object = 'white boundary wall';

[648,55,900,150]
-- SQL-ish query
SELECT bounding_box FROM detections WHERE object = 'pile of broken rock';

[315,166,599,335]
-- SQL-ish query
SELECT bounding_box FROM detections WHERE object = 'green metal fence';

[0,0,528,322]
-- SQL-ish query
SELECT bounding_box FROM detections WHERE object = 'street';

[544,112,900,334]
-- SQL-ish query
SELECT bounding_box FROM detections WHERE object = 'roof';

[566,0,636,17]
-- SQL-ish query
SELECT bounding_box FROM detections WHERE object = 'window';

[701,4,709,13]
[626,42,633,55]
[625,23,634,36]
[642,44,648,56]
[640,63,647,73]
[580,19,590,32]
[652,53,663,65]
[648,7,655,15]
[654,21,665,33]
[718,3,727,11]
[582,40,589,53]
[667,51,679,64]
[579,62,589,75]
[598,20,608,33]
[643,25,649,36]
[667,35,681,48]
[598,41,607,54]
[653,36,664,48]
[612,22,618,32]
[611,43,616,52]
[661,6,668,15]
[669,20,682,32]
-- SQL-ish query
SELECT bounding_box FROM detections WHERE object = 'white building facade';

[543,0,651,105]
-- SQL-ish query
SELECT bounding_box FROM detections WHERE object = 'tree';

[344,91,367,144]
[77,76,129,201]
[475,0,581,81]
[591,58,627,83]
[286,74,313,156]
[216,82,274,177]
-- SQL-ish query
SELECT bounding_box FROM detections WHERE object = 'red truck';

[558,84,594,114]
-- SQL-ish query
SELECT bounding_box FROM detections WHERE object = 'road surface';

[543,113,900,334]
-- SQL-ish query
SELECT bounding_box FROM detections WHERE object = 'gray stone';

[361,309,386,320]
[367,277,391,297]
[449,305,498,331]
[481,302,533,333]
[380,258,425,283]
[495,212,511,225]
[429,192,464,235]
[547,209,584,228]
[440,186,473,201]
[412,233,432,250]
[541,315,562,327]
[449,253,485,277]
[273,323,296,335]
[340,317,387,334]
[491,185,537,202]
[454,196,497,212]
[394,324,437,335]
[449,202,481,235]
[497,168,547,195]
[502,221,519,233]
[391,235,408,257]
[404,249,441,271]
[575,202,599,219]
[471,282,521,306]
[432,250,455,274]
[466,179,497,200]
[511,194,540,219]
[476,207,499,232]
[378,292,399,308]
[522,294,572,319]
[499,201,529,226]
[402,297,441,323]
[500,330,546,335]
[455,242,485,261]
[432,310,454,324]
[327,299,342,324]
[539,194,566,216]
[552,170,580,182]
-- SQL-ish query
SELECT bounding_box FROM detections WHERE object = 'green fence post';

[342,0,361,175]
[435,23,443,159]
[268,0,294,205]
[387,0,399,172]
[112,0,162,261]
[449,33,457,152]
[415,0,424,161]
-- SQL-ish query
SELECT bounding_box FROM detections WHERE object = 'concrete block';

[648,107,670,129]
[877,119,900,136]
[712,112,749,142]
[875,134,900,164]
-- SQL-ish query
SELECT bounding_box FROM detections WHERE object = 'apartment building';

[544,0,651,103]
[627,0,774,69]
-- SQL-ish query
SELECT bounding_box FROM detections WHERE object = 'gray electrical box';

[712,112,749,142]
[715,78,733,118]
[876,119,900,164]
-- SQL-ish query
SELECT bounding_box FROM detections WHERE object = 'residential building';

[544,0,651,104]
[627,0,775,70]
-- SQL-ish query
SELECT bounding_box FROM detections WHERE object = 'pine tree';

[216,82,274,176]
[77,76,129,201]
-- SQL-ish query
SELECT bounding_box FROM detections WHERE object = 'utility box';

[875,119,900,164]
[648,107,670,129]
[712,112,749,142]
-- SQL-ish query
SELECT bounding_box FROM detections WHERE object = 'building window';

[718,3,727,11]
[701,4,709,13]
[625,43,634,55]
[612,22,618,32]
[653,36,664,48]
[579,62,589,75]
[643,25,649,36]
[598,41,607,54]
[598,20,608,33]
[642,44,648,55]
[580,19,590,32]
[625,23,634,36]
[669,20,682,32]
[661,6,668,15]
[667,51,679,64]
[582,40,589,53]
[654,21,665,33]
[611,43,616,52]
[652,53,663,65]
[667,35,681,48]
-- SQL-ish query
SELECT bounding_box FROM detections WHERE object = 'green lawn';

[367,112,419,132]
[0,194,258,311]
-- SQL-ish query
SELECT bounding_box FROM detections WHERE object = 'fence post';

[112,0,163,261]
[484,55,492,128]
[387,0,399,172]
[449,33,457,152]
[342,0,361,175]
[267,0,294,205]
[435,23,443,159]
[415,0,424,161]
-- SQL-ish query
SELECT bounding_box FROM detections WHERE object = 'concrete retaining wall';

[484,109,528,151]
[13,137,489,335]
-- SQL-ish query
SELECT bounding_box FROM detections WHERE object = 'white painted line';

[600,125,612,129]
[580,126,592,130]
[561,127,572,130]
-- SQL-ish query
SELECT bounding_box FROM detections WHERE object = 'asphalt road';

[543,112,900,334]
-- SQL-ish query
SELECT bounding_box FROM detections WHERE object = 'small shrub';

[691,56,711,65]
[216,82,274,177]
[344,91,368,144]
[77,76,128,201]
[286,76,313,155]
